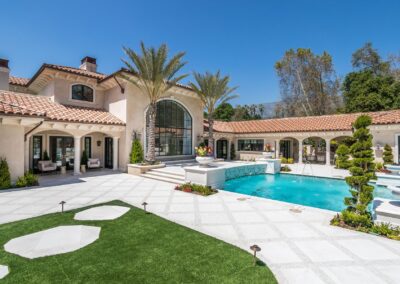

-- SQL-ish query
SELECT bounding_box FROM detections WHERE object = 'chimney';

[79,56,97,72]
[0,59,10,91]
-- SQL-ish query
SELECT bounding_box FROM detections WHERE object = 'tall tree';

[275,48,341,117]
[214,102,235,121]
[351,42,390,75]
[189,71,238,151]
[121,42,187,163]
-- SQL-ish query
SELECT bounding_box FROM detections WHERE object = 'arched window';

[71,84,94,102]
[146,100,192,156]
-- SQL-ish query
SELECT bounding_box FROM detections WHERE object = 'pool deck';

[0,171,400,283]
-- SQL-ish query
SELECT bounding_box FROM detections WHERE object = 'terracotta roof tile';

[9,76,29,86]
[211,110,400,134]
[42,64,106,80]
[0,91,125,126]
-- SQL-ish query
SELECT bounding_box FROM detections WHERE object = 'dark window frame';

[84,137,92,158]
[71,84,94,102]
[238,139,264,152]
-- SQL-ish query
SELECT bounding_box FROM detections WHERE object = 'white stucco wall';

[0,125,25,180]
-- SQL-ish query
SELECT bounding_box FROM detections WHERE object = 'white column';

[227,140,231,160]
[113,137,119,170]
[74,136,81,175]
[275,139,280,159]
[24,135,31,172]
[326,139,331,166]
[298,139,303,164]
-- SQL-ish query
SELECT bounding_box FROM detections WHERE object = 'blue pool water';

[223,174,400,212]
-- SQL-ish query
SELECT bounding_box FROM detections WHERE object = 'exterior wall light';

[97,140,101,147]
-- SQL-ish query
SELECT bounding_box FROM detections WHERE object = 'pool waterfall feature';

[184,159,281,189]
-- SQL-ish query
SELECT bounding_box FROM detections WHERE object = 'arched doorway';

[303,137,326,164]
[146,100,193,157]
[216,139,228,159]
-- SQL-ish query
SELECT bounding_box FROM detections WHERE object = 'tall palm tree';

[189,71,238,153]
[121,42,187,163]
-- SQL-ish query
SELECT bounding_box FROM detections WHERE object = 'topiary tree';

[230,143,236,160]
[81,150,88,166]
[43,150,50,161]
[342,115,375,227]
[383,144,393,165]
[130,139,144,164]
[335,144,351,169]
[0,157,11,189]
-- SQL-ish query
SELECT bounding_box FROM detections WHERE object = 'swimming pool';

[223,174,400,212]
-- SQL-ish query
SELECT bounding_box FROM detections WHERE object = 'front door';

[216,139,228,159]
[104,137,113,169]
[280,140,292,159]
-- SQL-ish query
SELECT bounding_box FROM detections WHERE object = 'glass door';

[49,136,74,169]
[216,140,228,159]
[32,136,43,171]
[104,137,113,169]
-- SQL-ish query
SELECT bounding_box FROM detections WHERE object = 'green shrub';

[341,210,372,228]
[43,150,50,161]
[383,144,393,165]
[81,150,88,166]
[24,171,39,186]
[230,143,236,160]
[281,157,287,164]
[280,165,291,172]
[287,158,294,164]
[375,162,383,171]
[335,144,351,169]
[130,139,144,164]
[175,183,217,196]
[0,157,11,190]
[15,176,27,188]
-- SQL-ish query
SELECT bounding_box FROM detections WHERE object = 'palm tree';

[121,42,187,163]
[189,71,238,153]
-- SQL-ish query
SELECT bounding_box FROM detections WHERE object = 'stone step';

[150,168,185,177]
[141,172,184,184]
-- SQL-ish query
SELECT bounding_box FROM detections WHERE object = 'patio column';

[24,135,31,172]
[227,140,231,160]
[275,139,280,159]
[326,138,331,166]
[298,139,303,164]
[74,136,81,175]
[113,137,119,170]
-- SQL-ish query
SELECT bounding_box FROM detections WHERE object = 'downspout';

[24,120,44,141]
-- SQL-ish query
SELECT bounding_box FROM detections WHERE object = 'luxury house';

[1,56,400,181]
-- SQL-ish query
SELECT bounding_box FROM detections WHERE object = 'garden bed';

[175,182,218,196]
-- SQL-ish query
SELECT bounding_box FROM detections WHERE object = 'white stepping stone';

[74,205,130,221]
[0,265,9,279]
[4,225,100,259]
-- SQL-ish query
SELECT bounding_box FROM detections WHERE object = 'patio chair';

[38,160,57,173]
[87,158,101,169]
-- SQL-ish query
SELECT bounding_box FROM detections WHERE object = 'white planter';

[262,152,274,159]
[196,156,214,167]
[80,165,86,173]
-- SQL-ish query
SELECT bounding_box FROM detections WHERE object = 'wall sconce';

[97,140,102,147]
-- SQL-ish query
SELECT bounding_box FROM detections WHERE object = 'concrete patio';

[0,172,400,283]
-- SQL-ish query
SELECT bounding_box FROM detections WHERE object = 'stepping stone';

[0,265,9,279]
[74,205,130,221]
[4,225,100,259]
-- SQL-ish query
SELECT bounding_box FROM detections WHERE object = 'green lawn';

[0,201,276,283]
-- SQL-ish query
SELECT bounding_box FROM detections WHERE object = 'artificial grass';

[0,201,277,283]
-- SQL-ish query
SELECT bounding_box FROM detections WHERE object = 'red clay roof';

[9,76,30,86]
[211,110,400,134]
[0,91,125,125]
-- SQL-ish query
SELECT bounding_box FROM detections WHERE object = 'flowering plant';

[195,145,213,157]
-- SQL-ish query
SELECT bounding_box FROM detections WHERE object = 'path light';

[250,244,261,266]
[142,202,148,212]
[59,201,66,213]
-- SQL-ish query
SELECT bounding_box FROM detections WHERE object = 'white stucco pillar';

[326,139,331,166]
[275,139,280,159]
[298,139,303,164]
[113,137,119,170]
[227,140,231,160]
[74,136,81,175]
[24,135,31,172]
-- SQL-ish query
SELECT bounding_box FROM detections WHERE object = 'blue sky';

[1,0,400,105]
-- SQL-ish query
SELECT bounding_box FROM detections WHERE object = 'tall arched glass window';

[146,100,192,156]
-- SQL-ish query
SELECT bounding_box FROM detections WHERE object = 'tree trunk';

[147,103,157,163]
[208,116,215,156]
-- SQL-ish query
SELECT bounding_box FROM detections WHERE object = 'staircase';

[141,167,186,184]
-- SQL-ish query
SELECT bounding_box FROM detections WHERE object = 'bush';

[175,182,217,196]
[335,144,351,169]
[130,139,144,164]
[371,223,400,240]
[81,150,88,166]
[375,162,383,171]
[43,150,50,161]
[230,143,236,160]
[341,210,373,228]
[280,165,291,172]
[287,158,294,164]
[281,157,287,164]
[15,176,27,188]
[0,157,11,190]
[383,144,393,165]
[15,171,39,188]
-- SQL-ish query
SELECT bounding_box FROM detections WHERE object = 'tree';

[189,71,238,152]
[230,143,236,160]
[275,48,341,117]
[351,42,390,75]
[130,139,144,164]
[214,103,235,121]
[0,157,11,189]
[231,104,265,121]
[121,42,187,163]
[335,144,351,169]
[383,144,393,165]
[342,115,375,227]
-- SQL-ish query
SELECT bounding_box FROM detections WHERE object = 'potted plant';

[262,144,274,158]
[60,155,67,174]
[195,145,214,167]
[81,150,88,173]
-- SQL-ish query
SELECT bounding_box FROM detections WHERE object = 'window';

[146,100,192,156]
[71,84,94,102]
[84,137,92,158]
[238,139,264,151]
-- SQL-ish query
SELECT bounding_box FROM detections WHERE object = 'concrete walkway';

[0,172,400,283]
